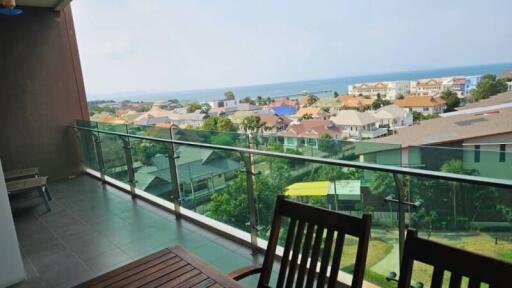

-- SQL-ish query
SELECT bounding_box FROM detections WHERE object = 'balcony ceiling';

[16,0,72,10]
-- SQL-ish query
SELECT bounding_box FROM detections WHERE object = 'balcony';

[49,121,509,287]
[12,176,264,288]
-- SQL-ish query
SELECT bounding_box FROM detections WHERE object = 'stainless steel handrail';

[73,125,512,190]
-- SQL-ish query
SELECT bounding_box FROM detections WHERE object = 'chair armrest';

[228,265,263,281]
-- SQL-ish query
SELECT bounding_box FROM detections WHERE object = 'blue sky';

[72,0,512,95]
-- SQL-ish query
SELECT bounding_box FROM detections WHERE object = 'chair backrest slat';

[327,231,345,288]
[449,273,462,288]
[258,195,372,288]
[468,278,481,288]
[316,229,334,288]
[430,266,444,288]
[295,223,315,287]
[286,221,306,288]
[398,229,512,288]
[305,225,325,288]
[276,219,297,288]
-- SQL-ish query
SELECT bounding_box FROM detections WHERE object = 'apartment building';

[410,78,445,96]
[348,81,410,100]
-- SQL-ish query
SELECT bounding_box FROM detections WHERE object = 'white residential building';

[348,80,410,100]
[410,78,445,96]
[208,99,238,109]
[330,110,388,139]
[370,104,413,129]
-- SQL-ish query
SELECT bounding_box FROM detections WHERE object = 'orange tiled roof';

[258,113,291,127]
[278,120,340,138]
[352,82,388,90]
[295,107,326,117]
[395,96,446,107]
[416,79,443,87]
[337,95,375,107]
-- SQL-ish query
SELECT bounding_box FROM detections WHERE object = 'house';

[293,107,329,120]
[498,70,512,81]
[330,110,387,139]
[134,106,207,128]
[228,110,258,125]
[258,113,291,134]
[348,81,410,100]
[395,95,446,115]
[441,91,512,117]
[135,146,241,201]
[208,98,238,109]
[336,95,375,111]
[370,104,413,129]
[224,103,261,115]
[278,120,343,151]
[153,99,182,110]
[442,77,467,98]
[134,115,171,126]
[348,82,388,98]
[464,75,481,95]
[410,78,445,96]
[373,107,512,179]
[90,112,127,124]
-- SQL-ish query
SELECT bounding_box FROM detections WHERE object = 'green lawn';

[363,231,512,287]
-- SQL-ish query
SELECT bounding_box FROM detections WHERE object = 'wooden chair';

[229,195,372,288]
[398,229,511,288]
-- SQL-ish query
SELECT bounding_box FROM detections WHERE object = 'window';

[474,145,480,163]
[499,144,506,162]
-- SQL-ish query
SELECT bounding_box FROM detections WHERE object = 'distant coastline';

[87,62,512,102]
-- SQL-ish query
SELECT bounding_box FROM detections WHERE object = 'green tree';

[412,111,437,122]
[372,98,391,110]
[334,91,340,98]
[240,115,265,134]
[202,116,237,132]
[306,94,320,106]
[132,141,167,165]
[224,90,235,100]
[299,113,314,121]
[441,159,479,229]
[396,93,405,100]
[186,102,202,113]
[318,133,336,154]
[207,170,289,233]
[497,205,512,231]
[410,208,438,238]
[469,74,508,101]
[440,89,460,112]
[240,96,255,105]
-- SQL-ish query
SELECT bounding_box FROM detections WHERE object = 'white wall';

[0,160,26,287]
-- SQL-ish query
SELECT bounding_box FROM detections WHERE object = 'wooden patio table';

[76,246,244,288]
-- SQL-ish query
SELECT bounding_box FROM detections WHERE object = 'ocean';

[92,62,512,102]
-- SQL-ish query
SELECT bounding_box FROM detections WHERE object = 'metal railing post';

[245,134,259,253]
[167,127,182,219]
[120,135,136,199]
[393,173,408,262]
[92,132,106,184]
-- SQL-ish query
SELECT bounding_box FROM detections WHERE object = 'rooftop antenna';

[0,0,23,16]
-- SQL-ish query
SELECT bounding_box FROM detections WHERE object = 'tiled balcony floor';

[10,176,265,288]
